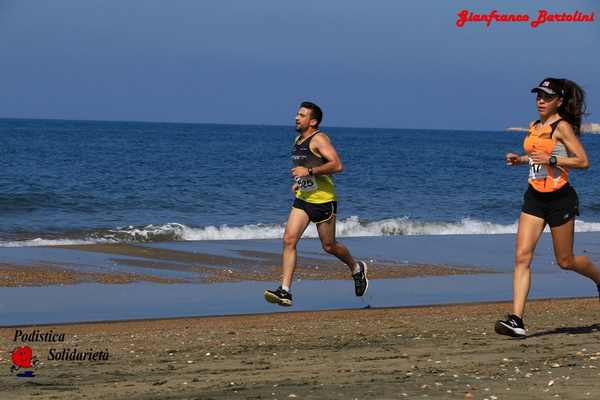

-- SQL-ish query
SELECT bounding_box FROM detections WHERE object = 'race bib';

[296,176,319,193]
[528,158,547,180]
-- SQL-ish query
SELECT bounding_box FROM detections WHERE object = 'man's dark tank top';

[292,131,325,168]
[291,131,336,203]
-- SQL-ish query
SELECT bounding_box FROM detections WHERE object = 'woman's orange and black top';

[523,119,569,193]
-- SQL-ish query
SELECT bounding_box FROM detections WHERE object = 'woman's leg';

[550,218,600,285]
[512,212,546,318]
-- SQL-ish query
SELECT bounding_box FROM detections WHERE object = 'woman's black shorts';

[521,183,579,227]
[292,198,337,224]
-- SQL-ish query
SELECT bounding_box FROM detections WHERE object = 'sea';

[1,117,600,247]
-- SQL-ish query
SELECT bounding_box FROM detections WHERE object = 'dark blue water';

[1,118,600,245]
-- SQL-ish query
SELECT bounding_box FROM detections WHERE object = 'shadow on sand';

[526,323,600,339]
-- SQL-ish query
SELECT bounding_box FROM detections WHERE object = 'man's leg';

[317,215,368,296]
[264,207,310,306]
[316,215,355,272]
[281,207,311,289]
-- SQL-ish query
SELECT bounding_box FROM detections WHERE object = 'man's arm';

[291,133,343,178]
[309,133,343,175]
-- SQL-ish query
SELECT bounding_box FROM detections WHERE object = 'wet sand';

[0,243,493,287]
[2,298,600,399]
[0,263,185,287]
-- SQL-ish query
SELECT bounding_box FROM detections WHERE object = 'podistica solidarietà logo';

[9,329,110,377]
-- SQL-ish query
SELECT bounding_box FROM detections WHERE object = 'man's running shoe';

[494,314,526,337]
[264,287,293,307]
[352,260,369,297]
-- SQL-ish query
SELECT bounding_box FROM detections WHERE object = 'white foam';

[3,217,600,246]
[0,238,114,247]
[90,217,600,240]
[572,220,600,232]
[174,217,600,239]
[334,216,520,236]
[107,223,189,241]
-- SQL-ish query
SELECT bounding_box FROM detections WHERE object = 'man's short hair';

[300,101,323,127]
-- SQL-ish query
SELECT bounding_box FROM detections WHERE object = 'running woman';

[264,101,368,306]
[495,78,600,337]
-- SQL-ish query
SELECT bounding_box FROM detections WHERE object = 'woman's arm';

[530,121,589,169]
[506,153,529,166]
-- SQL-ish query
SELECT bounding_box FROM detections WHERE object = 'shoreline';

[0,243,495,287]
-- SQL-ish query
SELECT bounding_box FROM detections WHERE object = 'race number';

[296,176,318,193]
[528,158,547,180]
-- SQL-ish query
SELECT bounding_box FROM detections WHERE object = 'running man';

[495,78,600,337]
[264,101,368,306]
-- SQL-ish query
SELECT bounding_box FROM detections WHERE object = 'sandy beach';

[2,298,600,399]
[1,239,600,398]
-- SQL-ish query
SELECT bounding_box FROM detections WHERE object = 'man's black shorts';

[292,198,337,224]
[521,183,579,227]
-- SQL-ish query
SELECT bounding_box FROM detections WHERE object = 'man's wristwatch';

[549,155,557,166]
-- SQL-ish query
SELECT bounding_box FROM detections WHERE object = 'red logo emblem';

[10,346,39,376]
[12,346,33,368]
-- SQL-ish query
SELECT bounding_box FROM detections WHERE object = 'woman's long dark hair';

[559,79,587,136]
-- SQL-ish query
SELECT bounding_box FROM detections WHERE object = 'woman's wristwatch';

[549,155,557,166]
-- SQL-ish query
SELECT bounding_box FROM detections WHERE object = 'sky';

[0,0,598,130]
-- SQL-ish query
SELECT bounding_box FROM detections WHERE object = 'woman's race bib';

[528,158,547,180]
